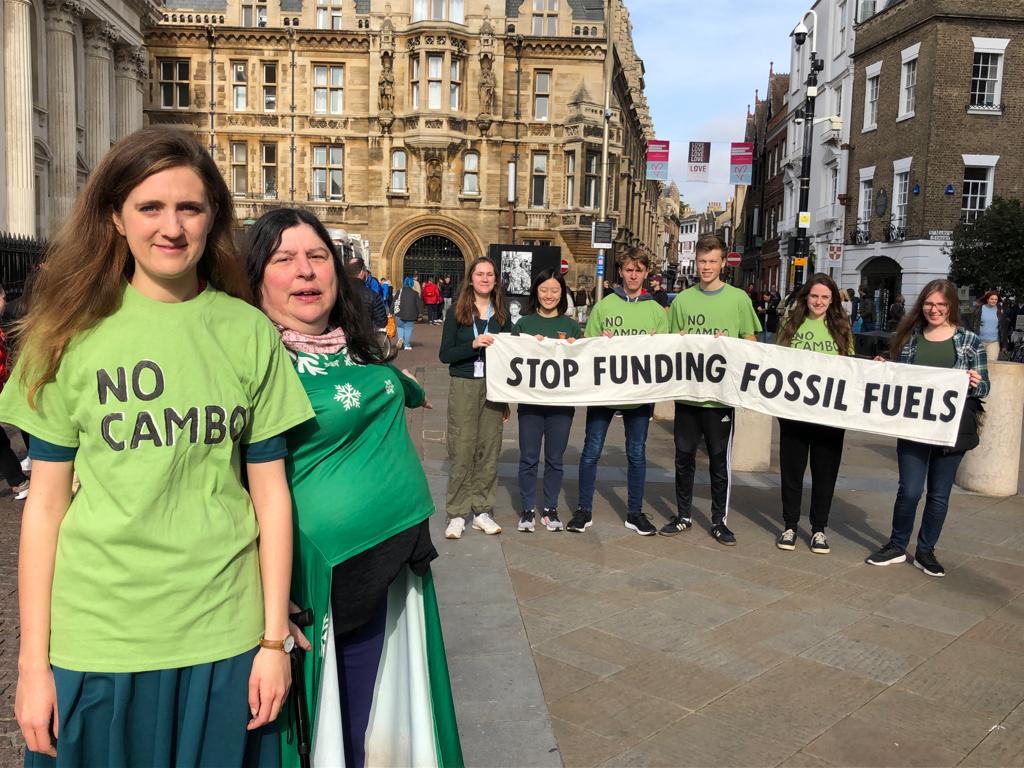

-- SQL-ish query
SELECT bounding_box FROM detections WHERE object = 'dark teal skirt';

[26,648,281,767]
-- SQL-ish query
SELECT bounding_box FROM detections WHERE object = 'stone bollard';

[731,407,774,472]
[956,361,1024,496]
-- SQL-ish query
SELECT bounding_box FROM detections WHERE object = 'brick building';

[143,0,664,285]
[844,0,1024,309]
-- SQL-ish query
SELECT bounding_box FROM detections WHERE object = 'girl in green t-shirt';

[774,274,855,555]
[0,128,313,765]
[511,270,582,532]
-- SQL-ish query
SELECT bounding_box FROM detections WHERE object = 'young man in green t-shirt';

[566,250,669,535]
[665,234,761,545]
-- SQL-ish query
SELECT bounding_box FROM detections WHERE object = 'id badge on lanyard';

[472,304,493,378]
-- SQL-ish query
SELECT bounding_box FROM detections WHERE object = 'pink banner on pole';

[729,142,754,185]
[646,140,670,182]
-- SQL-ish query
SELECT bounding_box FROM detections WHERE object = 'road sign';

[591,219,614,249]
[726,252,742,266]
[560,259,569,274]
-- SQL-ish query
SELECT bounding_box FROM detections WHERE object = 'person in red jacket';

[0,286,30,500]
[422,277,444,325]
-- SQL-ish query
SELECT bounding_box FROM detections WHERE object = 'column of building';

[114,44,145,140]
[45,0,82,230]
[84,20,116,169]
[4,0,37,235]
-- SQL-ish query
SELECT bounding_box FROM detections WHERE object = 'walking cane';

[289,608,315,768]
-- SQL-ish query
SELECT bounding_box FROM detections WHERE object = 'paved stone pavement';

[0,323,1022,767]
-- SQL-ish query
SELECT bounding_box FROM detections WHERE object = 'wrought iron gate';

[401,235,465,289]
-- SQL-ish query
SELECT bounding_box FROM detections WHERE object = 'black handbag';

[943,395,984,455]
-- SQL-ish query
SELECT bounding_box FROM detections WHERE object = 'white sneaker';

[20,456,31,474]
[445,517,465,539]
[472,511,502,535]
[13,480,29,500]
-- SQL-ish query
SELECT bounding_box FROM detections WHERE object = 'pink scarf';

[275,324,347,355]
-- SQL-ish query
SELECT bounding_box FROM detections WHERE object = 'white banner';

[486,334,970,446]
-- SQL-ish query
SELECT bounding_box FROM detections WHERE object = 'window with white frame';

[462,151,479,194]
[261,143,277,198]
[565,150,576,207]
[530,152,547,207]
[312,144,344,200]
[262,62,277,112]
[892,157,911,232]
[858,166,875,232]
[450,58,462,110]
[863,61,881,131]
[834,1,847,53]
[583,150,600,208]
[411,0,464,23]
[898,44,919,120]
[390,149,406,191]
[158,59,190,109]
[532,0,558,36]
[961,154,999,222]
[427,54,443,110]
[410,57,421,110]
[232,62,247,111]
[534,70,551,120]
[829,164,839,205]
[313,64,344,114]
[241,0,266,27]
[315,0,342,30]
[231,142,247,197]
[834,81,843,118]
[970,38,1010,112]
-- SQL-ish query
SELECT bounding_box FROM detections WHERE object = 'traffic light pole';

[793,10,822,289]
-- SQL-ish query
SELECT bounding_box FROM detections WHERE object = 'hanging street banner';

[486,334,969,447]
[729,142,754,185]
[686,141,711,183]
[646,140,671,182]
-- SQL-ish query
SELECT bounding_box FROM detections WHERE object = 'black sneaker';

[659,515,693,536]
[776,528,797,550]
[541,508,564,532]
[625,513,657,536]
[866,542,907,566]
[710,523,737,546]
[517,509,535,533]
[913,549,945,577]
[566,508,592,533]
[810,531,830,554]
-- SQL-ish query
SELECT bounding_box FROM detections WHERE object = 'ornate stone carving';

[83,20,117,56]
[477,54,496,116]
[114,44,145,77]
[44,0,83,31]
[424,119,443,129]
[425,153,443,203]
[378,53,395,112]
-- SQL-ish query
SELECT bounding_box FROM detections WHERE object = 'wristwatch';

[260,635,296,653]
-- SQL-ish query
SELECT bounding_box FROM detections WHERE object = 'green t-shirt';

[914,336,956,368]
[513,312,583,339]
[785,317,853,355]
[284,349,435,727]
[669,284,761,408]
[584,292,669,338]
[0,283,314,672]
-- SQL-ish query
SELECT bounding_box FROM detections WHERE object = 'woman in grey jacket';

[394,276,423,349]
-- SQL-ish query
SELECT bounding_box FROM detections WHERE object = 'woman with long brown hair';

[866,279,989,577]
[774,274,854,554]
[0,127,313,764]
[438,256,512,539]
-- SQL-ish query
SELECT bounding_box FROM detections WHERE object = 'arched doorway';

[860,256,903,331]
[401,235,466,289]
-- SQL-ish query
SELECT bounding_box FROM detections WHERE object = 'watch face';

[283,635,296,653]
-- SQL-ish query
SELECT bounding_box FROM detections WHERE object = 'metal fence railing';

[0,232,46,300]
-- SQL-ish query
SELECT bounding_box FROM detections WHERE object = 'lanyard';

[472,304,493,340]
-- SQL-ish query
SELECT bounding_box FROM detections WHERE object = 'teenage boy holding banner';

[566,250,669,535]
[665,235,761,545]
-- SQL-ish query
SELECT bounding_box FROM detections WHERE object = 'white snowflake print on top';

[334,383,362,410]
[384,379,395,395]
[341,347,358,366]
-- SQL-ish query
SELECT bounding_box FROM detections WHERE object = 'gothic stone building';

[144,0,663,284]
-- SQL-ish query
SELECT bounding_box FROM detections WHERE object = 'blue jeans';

[396,318,414,348]
[517,404,575,511]
[890,439,964,553]
[577,404,652,514]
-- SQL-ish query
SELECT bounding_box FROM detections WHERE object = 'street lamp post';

[595,0,614,302]
[791,10,824,288]
[506,29,524,245]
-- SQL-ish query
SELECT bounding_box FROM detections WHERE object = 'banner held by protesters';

[486,334,970,447]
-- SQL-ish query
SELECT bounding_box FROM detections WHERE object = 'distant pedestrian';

[346,257,389,332]
[439,257,512,540]
[422,276,443,324]
[774,275,854,555]
[866,279,989,577]
[512,270,581,533]
[573,282,593,325]
[968,290,1004,363]
[887,294,906,331]
[0,286,29,501]
[393,276,423,350]
[440,275,454,316]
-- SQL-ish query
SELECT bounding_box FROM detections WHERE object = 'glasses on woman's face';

[923,302,949,311]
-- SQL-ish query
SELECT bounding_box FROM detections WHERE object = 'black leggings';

[779,419,845,533]
[0,428,26,487]
[674,403,735,526]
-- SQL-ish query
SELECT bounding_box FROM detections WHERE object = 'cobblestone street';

[0,324,1022,766]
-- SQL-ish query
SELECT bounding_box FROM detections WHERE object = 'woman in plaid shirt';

[866,279,989,578]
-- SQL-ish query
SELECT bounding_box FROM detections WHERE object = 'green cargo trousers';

[446,376,505,519]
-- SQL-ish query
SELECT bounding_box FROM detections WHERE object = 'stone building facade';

[143,0,663,284]
[0,0,158,237]
[844,0,1024,304]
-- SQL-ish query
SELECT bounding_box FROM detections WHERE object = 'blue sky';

[628,0,813,213]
